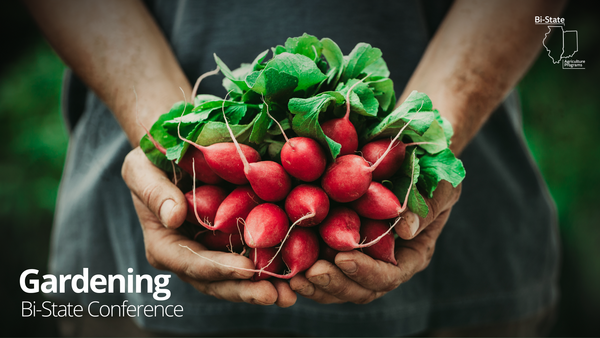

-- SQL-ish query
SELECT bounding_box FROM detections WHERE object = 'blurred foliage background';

[1,1,598,336]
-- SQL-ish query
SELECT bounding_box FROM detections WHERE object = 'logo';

[536,16,585,70]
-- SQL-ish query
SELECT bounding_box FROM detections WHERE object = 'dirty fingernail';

[160,199,176,227]
[406,211,420,237]
[337,261,357,274]
[308,274,330,286]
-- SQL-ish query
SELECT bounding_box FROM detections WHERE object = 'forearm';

[400,0,566,155]
[25,0,191,147]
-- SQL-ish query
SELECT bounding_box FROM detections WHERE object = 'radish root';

[259,211,316,273]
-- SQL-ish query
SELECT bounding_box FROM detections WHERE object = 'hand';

[122,147,297,307]
[289,180,461,304]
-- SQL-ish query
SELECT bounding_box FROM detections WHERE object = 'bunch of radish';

[140,34,465,281]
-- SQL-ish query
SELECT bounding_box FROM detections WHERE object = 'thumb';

[122,147,187,228]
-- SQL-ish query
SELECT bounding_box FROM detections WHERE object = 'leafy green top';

[141,33,465,218]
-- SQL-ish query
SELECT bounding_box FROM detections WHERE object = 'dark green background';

[1,1,598,336]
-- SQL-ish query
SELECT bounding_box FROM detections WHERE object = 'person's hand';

[121,147,297,307]
[289,180,461,304]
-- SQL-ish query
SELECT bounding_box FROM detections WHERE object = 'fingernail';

[160,199,176,228]
[337,260,357,274]
[308,274,330,286]
[406,211,420,237]
[296,283,315,297]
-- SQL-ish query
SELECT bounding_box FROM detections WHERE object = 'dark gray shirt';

[51,1,559,336]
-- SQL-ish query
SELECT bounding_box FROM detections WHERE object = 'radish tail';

[370,100,424,172]
[263,98,290,145]
[354,216,402,249]
[191,67,220,102]
[260,212,316,272]
[344,76,369,120]
[176,88,206,153]
[221,91,250,170]
[179,244,297,279]
[191,158,217,230]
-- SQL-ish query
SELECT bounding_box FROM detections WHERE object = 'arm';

[25,0,296,307]
[290,0,566,304]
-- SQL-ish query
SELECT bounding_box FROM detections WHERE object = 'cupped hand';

[289,180,461,304]
[121,147,297,307]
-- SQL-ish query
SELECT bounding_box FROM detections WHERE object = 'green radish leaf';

[214,54,250,91]
[195,113,261,146]
[341,43,382,82]
[284,33,323,60]
[321,38,344,84]
[250,52,327,94]
[432,109,454,145]
[163,100,251,136]
[363,57,390,78]
[194,94,222,107]
[336,79,379,117]
[404,118,448,154]
[367,77,395,113]
[251,49,270,71]
[361,91,434,142]
[249,105,270,144]
[417,148,466,198]
[267,140,285,161]
[392,147,429,218]
[289,92,343,158]
[249,67,299,99]
[140,101,193,172]
[272,45,287,56]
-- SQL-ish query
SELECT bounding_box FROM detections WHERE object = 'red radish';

[360,219,397,265]
[361,139,406,181]
[212,185,263,234]
[284,184,330,227]
[184,185,228,227]
[321,155,373,203]
[321,106,420,203]
[197,230,244,253]
[220,98,291,201]
[350,182,406,220]
[319,239,340,263]
[179,227,319,279]
[280,137,327,182]
[244,203,289,248]
[259,185,328,272]
[264,102,327,182]
[173,93,261,185]
[320,79,367,156]
[178,146,223,184]
[318,207,398,252]
[250,247,285,281]
[361,138,443,181]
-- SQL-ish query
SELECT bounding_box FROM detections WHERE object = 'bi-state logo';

[535,16,585,69]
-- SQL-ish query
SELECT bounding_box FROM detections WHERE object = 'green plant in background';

[0,39,67,238]
[0,39,66,335]
[518,11,600,333]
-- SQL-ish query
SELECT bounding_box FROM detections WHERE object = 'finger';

[271,279,297,308]
[334,250,402,292]
[397,181,461,239]
[122,147,187,229]
[304,260,385,304]
[189,279,278,306]
[137,197,255,281]
[394,209,450,282]
[289,273,344,304]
